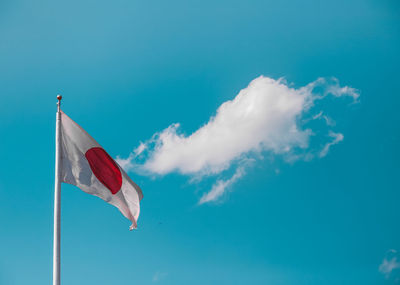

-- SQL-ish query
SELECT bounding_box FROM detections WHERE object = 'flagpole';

[53,95,62,285]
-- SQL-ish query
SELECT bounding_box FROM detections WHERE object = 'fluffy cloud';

[380,249,400,280]
[117,76,358,203]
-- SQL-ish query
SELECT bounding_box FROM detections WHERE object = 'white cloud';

[141,77,310,176]
[118,76,359,203]
[134,142,147,156]
[199,167,245,204]
[319,131,344,158]
[306,77,360,103]
[323,115,336,127]
[327,83,360,102]
[380,249,400,280]
[312,111,336,126]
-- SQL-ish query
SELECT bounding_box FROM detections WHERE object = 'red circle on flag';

[85,147,122,195]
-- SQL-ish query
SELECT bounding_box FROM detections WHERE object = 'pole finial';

[57,95,62,112]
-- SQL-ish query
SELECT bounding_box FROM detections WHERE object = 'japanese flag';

[59,111,143,230]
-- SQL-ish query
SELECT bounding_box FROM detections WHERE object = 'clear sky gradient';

[0,0,399,284]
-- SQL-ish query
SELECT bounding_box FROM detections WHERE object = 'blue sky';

[0,0,399,284]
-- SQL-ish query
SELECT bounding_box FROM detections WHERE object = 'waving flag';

[59,110,143,230]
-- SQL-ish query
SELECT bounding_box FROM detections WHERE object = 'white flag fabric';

[59,111,143,230]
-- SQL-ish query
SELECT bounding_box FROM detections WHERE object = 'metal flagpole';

[53,95,62,285]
